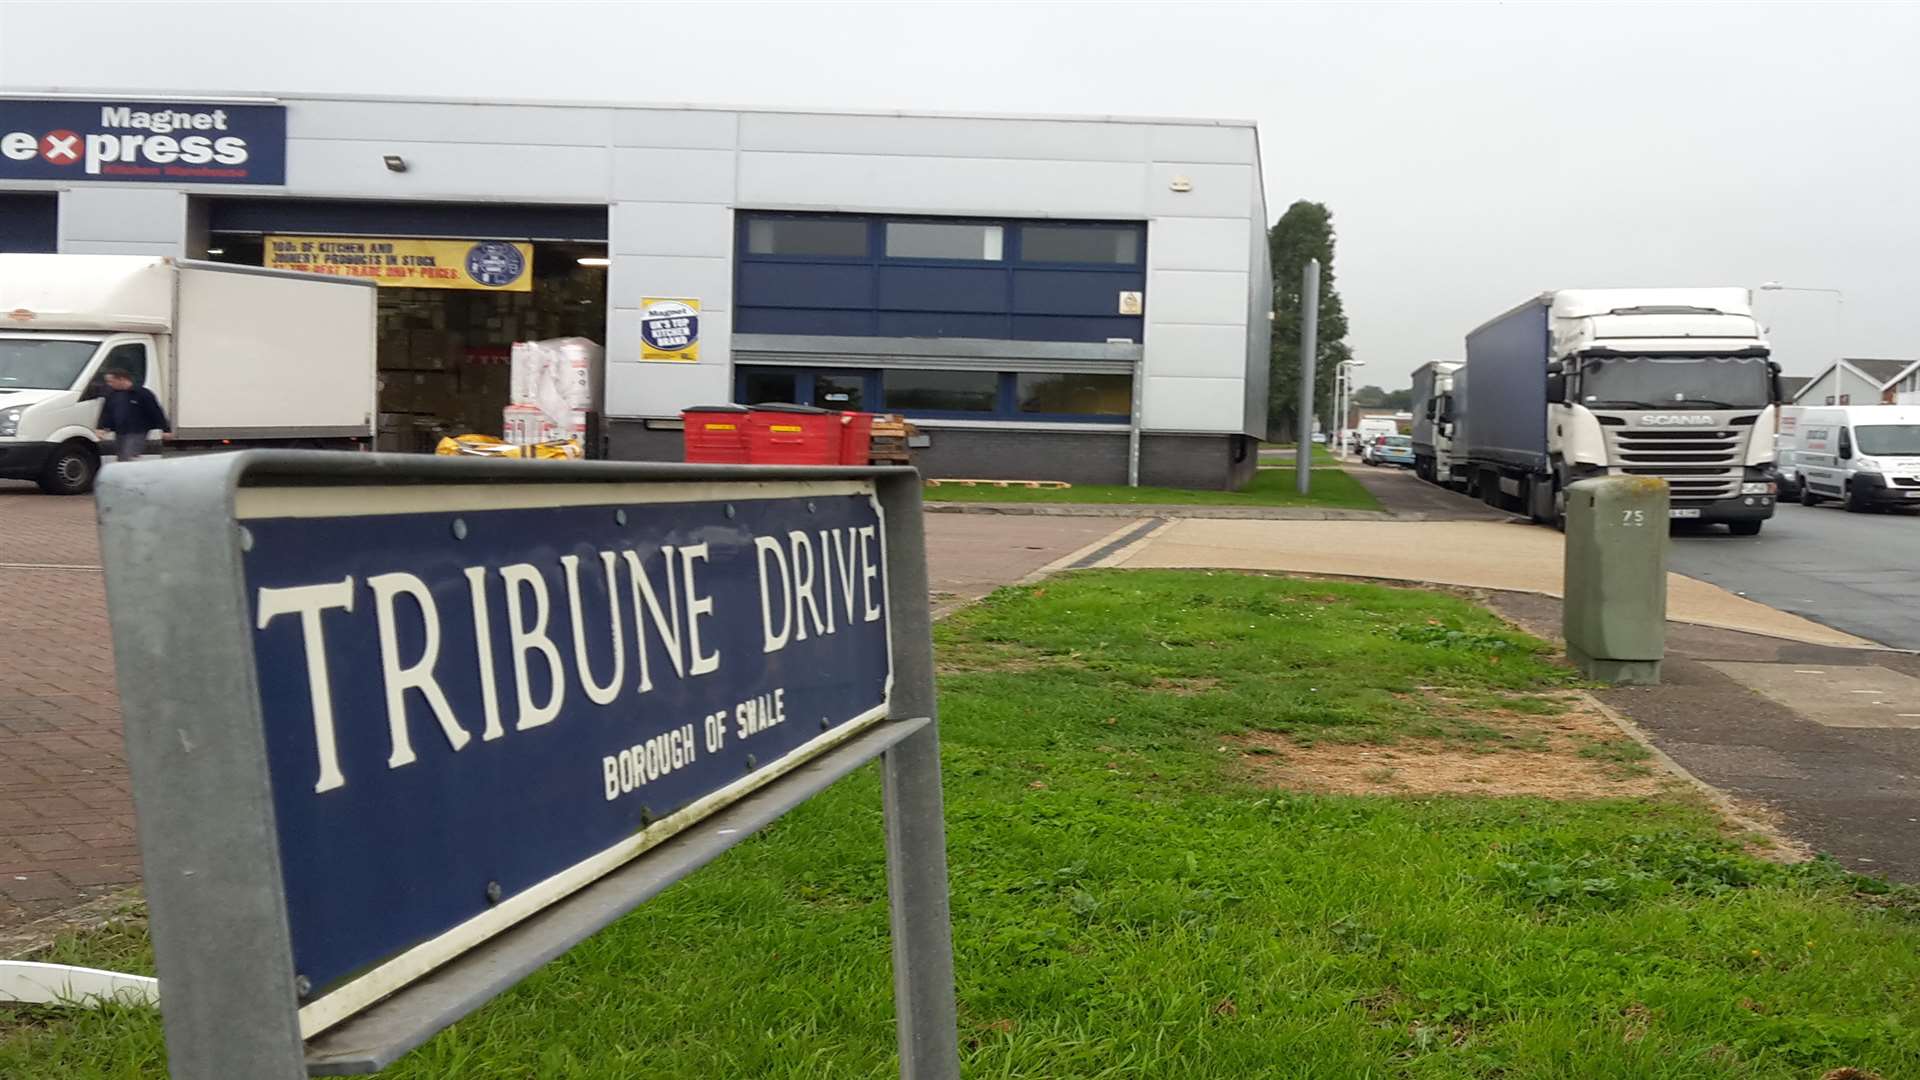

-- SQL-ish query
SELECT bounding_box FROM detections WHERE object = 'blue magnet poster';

[0,98,286,184]
[238,481,891,1025]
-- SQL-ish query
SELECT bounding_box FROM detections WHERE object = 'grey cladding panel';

[738,112,1153,162]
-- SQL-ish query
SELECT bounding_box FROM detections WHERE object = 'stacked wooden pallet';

[868,414,914,465]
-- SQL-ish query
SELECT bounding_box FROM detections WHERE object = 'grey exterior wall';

[1796,364,1893,406]
[606,419,1255,490]
[2,91,1269,444]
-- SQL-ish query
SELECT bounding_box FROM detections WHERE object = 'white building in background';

[1793,357,1920,407]
[0,91,1273,488]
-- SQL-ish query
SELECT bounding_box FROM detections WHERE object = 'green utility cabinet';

[1563,476,1668,685]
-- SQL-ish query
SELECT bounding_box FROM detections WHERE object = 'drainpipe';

[1128,355,1143,487]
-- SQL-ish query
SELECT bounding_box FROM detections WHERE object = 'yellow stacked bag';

[434,434,583,460]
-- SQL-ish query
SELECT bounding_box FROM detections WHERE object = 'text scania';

[0,107,249,174]
[254,525,882,796]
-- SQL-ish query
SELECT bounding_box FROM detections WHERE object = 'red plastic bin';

[747,403,840,465]
[681,404,752,463]
[837,411,875,465]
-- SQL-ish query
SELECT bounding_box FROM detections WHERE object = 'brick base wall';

[605,420,1257,491]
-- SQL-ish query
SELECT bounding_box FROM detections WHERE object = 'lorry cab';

[0,331,166,494]
[1793,405,1920,512]
[1411,359,1463,486]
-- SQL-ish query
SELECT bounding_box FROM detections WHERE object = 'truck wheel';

[37,442,99,496]
[1729,521,1763,536]
[1799,485,1819,507]
[1526,475,1556,525]
[1844,483,1872,514]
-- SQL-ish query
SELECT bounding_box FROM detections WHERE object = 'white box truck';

[1410,359,1463,485]
[0,255,376,494]
[1786,404,1920,512]
[1458,288,1783,534]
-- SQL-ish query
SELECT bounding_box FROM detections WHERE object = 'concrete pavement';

[924,514,1140,617]
[1490,590,1920,881]
[1099,517,1876,648]
[1334,458,1513,521]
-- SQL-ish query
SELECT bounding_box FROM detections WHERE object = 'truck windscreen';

[1856,425,1920,456]
[0,340,99,391]
[1577,355,1772,410]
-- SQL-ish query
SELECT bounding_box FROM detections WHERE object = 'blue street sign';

[99,456,956,1080]
[240,480,891,1027]
[0,98,286,185]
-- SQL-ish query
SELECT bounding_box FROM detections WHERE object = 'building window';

[737,212,1146,343]
[815,372,868,409]
[885,222,1004,261]
[1016,372,1131,416]
[746,216,869,257]
[739,368,797,405]
[1019,225,1141,265]
[100,343,150,386]
[883,370,999,412]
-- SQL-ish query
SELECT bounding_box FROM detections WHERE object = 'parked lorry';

[1785,404,1920,512]
[1410,360,1464,485]
[0,255,376,494]
[1458,288,1782,535]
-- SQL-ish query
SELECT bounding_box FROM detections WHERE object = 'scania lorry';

[1410,359,1463,485]
[0,255,376,494]
[1458,288,1782,534]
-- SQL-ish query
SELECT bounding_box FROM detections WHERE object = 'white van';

[1789,405,1920,512]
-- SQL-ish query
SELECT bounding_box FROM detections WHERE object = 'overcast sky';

[3,1,1910,387]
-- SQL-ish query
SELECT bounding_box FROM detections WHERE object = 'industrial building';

[0,91,1272,488]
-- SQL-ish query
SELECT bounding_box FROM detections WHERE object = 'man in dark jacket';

[93,369,172,462]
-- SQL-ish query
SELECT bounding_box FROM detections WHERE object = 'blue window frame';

[734,365,1131,423]
[735,212,1146,344]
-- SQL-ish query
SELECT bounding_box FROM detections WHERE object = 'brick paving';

[0,478,1138,940]
[0,482,136,931]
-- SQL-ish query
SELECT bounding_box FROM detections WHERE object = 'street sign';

[98,454,958,1078]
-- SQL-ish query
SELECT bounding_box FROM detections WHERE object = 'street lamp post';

[1757,281,1846,399]
[1334,360,1364,457]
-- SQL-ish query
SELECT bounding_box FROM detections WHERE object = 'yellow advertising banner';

[639,297,701,362]
[264,236,533,292]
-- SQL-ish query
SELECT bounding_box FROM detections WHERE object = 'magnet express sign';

[0,98,285,184]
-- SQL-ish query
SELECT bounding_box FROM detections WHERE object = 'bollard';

[1562,476,1668,685]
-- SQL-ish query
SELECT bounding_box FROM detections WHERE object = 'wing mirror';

[1838,429,1853,460]
[1545,372,1567,402]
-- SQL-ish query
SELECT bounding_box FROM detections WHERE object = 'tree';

[1350,384,1388,407]
[1267,201,1351,439]
[1381,388,1412,410]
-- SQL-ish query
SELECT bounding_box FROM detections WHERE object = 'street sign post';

[97,453,958,1078]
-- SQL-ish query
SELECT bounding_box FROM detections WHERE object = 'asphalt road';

[1669,501,1920,650]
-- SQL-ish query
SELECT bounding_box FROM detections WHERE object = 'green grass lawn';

[926,466,1380,510]
[9,571,1920,1078]
[1258,443,1339,465]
